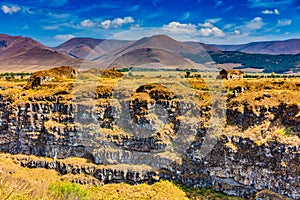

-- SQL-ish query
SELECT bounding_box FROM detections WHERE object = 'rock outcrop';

[0,76,299,199]
[25,66,78,89]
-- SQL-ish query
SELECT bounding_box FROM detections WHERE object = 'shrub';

[275,128,291,137]
[48,182,89,200]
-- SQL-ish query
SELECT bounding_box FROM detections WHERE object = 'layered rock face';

[0,79,299,199]
[186,137,299,198]
[25,66,78,89]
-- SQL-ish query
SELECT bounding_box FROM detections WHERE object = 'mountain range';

[0,34,81,72]
[213,39,300,55]
[0,33,300,73]
[54,37,129,60]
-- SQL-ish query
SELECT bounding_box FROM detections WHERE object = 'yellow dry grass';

[92,181,188,200]
[224,123,300,146]
[0,153,250,200]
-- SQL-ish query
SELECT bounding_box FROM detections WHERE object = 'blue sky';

[0,0,299,46]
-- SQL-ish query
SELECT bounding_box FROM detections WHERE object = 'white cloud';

[262,8,280,15]
[262,10,273,14]
[245,17,265,30]
[101,16,135,29]
[179,11,191,20]
[111,27,199,42]
[198,22,214,28]
[199,26,225,37]
[198,18,221,28]
[248,0,291,8]
[101,20,112,29]
[198,19,225,37]
[225,17,265,38]
[215,0,223,7]
[43,25,59,30]
[277,19,292,27]
[21,24,29,30]
[111,19,227,44]
[1,5,21,14]
[234,30,241,35]
[223,23,235,29]
[111,25,292,45]
[197,18,224,37]
[163,22,197,34]
[163,21,225,37]
[54,34,75,41]
[207,18,222,23]
[47,12,70,19]
[80,19,96,28]
[113,17,135,25]
[130,24,141,30]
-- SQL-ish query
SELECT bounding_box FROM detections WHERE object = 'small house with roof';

[219,69,243,80]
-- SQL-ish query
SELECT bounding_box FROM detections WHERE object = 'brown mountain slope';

[0,34,81,72]
[95,35,216,69]
[0,34,50,57]
[109,48,195,69]
[213,39,300,55]
[184,41,221,52]
[55,38,129,60]
[116,35,208,55]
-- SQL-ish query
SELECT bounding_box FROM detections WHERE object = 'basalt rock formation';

[25,66,78,89]
[0,70,299,199]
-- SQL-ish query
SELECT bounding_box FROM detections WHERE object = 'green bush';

[48,182,89,200]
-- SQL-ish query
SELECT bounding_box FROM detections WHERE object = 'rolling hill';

[213,39,300,55]
[55,37,129,60]
[0,34,81,72]
[1,33,300,73]
[109,48,195,69]
[96,35,215,69]
[113,34,209,55]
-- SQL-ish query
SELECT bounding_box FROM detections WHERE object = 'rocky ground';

[0,67,299,199]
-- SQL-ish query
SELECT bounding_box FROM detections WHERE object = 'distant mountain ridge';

[0,34,81,72]
[93,35,214,69]
[212,38,300,55]
[54,37,129,60]
[1,33,300,73]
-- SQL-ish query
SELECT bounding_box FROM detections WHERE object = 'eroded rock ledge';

[0,77,299,199]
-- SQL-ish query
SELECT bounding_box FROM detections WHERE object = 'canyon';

[0,67,299,199]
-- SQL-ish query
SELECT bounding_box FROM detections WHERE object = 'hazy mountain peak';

[0,34,81,72]
[1,33,300,73]
[213,38,300,55]
[55,37,129,60]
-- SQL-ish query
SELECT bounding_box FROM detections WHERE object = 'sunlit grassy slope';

[0,153,246,200]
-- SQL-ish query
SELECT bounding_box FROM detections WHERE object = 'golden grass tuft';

[0,153,249,200]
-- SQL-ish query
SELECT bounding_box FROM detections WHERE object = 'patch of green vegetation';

[182,51,300,73]
[49,181,90,200]
[0,72,32,77]
[275,128,292,137]
[208,51,300,73]
[0,72,32,82]
[181,52,213,64]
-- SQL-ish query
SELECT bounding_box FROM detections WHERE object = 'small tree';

[185,71,191,78]
[271,72,276,78]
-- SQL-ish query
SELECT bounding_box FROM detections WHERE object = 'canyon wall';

[0,82,299,199]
